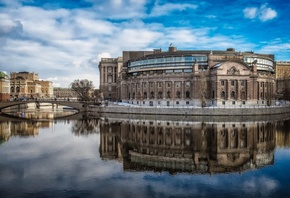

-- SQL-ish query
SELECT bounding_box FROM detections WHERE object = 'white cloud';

[243,4,277,22]
[259,4,277,21]
[243,7,257,19]
[205,15,217,19]
[98,52,112,59]
[90,0,147,19]
[150,2,198,17]
[0,1,270,89]
[243,177,279,197]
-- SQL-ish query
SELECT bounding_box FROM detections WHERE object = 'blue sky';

[0,0,289,87]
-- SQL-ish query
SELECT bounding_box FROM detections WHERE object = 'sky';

[0,0,290,88]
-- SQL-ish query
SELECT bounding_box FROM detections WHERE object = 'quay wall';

[92,105,290,116]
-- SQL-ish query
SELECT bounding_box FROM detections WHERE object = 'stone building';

[53,87,78,99]
[98,57,122,101]
[276,61,290,99]
[99,47,276,107]
[275,61,290,79]
[0,72,10,101]
[10,71,53,99]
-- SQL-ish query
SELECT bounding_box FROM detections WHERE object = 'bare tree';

[70,79,94,101]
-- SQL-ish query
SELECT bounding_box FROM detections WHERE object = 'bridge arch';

[0,100,90,112]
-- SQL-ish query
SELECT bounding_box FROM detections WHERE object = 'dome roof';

[0,72,8,79]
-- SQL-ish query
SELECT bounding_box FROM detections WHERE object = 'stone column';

[227,80,230,100]
[104,66,107,84]
[172,81,175,100]
[237,80,240,100]
[163,81,165,99]
[181,81,184,99]
[216,80,220,100]
[154,82,157,100]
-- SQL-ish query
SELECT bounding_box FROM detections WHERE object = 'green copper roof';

[0,72,8,79]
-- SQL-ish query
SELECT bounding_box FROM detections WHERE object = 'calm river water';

[0,111,290,198]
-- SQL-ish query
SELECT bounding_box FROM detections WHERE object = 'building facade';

[98,57,122,101]
[0,72,10,101]
[53,87,78,99]
[275,61,290,79]
[275,61,290,100]
[99,47,276,107]
[10,72,53,100]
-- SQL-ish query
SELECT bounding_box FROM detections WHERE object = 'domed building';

[99,47,276,107]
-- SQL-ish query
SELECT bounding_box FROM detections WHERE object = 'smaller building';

[53,87,78,99]
[276,61,290,100]
[98,57,122,101]
[10,72,53,100]
[276,61,290,79]
[0,72,10,101]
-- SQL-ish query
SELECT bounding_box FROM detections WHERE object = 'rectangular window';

[158,82,162,88]
[176,101,179,105]
[221,80,225,86]
[185,81,190,88]
[167,82,171,88]
[231,80,235,86]
[108,76,112,83]
[176,82,181,88]
[186,101,189,105]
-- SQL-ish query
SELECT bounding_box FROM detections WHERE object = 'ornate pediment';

[227,66,240,75]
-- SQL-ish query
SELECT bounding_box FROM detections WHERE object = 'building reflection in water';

[99,118,277,174]
[0,118,100,144]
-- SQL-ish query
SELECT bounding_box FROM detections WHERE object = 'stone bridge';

[0,100,93,112]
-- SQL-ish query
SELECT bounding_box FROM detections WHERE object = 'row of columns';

[127,81,192,100]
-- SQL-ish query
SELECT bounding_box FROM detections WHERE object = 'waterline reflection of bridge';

[0,100,92,112]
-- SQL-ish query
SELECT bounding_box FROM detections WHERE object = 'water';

[1,113,290,198]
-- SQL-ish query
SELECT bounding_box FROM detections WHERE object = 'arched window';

[16,86,20,93]
[176,91,181,98]
[241,91,246,100]
[150,91,154,99]
[221,91,226,99]
[231,91,235,99]
[167,91,171,99]
[185,91,190,98]
[158,91,162,99]
[11,87,14,93]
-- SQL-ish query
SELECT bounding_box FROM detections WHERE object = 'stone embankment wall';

[91,104,290,116]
